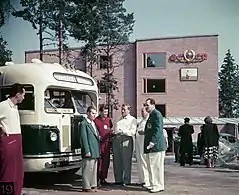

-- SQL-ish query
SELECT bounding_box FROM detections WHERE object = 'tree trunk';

[39,12,43,61]
[58,10,63,65]
[106,51,112,118]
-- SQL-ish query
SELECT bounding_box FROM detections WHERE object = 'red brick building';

[25,34,219,120]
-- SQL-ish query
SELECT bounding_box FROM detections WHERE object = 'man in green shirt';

[144,98,167,193]
[79,106,100,192]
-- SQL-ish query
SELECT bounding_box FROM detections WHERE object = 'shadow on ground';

[23,173,147,192]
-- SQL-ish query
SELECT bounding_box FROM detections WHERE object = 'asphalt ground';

[22,161,239,195]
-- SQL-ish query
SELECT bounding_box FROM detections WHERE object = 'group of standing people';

[0,83,221,195]
[177,116,220,168]
[80,98,167,193]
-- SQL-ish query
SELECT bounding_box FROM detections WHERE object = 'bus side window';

[18,85,35,111]
[0,85,35,111]
[0,87,11,101]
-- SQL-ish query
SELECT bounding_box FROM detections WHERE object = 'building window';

[99,55,112,69]
[143,79,166,93]
[98,81,107,93]
[144,53,166,68]
[155,104,166,117]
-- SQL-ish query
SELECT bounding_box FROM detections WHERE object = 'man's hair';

[9,83,24,97]
[184,117,190,123]
[87,105,97,113]
[204,116,213,124]
[122,104,131,110]
[146,98,156,105]
[99,104,108,112]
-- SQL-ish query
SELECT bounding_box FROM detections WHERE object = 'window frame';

[98,55,113,69]
[98,80,107,94]
[155,104,166,117]
[143,52,167,69]
[143,78,166,94]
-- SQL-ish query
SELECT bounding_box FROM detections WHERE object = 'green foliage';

[0,1,13,65]
[219,49,239,117]
[0,0,13,27]
[0,35,12,66]
[12,0,71,61]
[98,0,134,116]
[11,0,134,117]
[67,0,135,116]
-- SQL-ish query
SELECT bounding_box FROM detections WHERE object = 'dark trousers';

[174,142,180,162]
[98,141,111,182]
[180,147,193,166]
[0,134,24,195]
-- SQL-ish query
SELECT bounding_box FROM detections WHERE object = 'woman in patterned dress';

[201,116,220,168]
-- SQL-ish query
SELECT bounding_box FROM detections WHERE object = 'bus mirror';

[31,59,43,63]
[5,62,14,66]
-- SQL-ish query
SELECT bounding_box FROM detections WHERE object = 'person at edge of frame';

[0,83,25,195]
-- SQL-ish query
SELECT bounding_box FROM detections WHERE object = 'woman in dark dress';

[201,116,220,168]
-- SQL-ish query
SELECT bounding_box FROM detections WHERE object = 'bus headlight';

[49,131,58,141]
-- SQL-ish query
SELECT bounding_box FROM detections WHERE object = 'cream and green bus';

[0,59,98,175]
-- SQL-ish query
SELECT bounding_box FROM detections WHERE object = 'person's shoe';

[82,189,94,192]
[123,183,131,187]
[150,188,164,193]
[100,180,110,185]
[114,182,123,185]
[136,182,145,186]
[143,184,153,190]
[92,187,98,192]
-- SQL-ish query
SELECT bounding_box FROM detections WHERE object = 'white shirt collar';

[7,98,17,108]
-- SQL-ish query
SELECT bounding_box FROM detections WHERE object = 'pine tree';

[13,0,71,63]
[96,0,134,117]
[0,35,12,66]
[0,0,14,27]
[0,0,13,65]
[219,49,239,117]
[67,0,135,117]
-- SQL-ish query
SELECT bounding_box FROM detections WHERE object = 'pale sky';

[1,0,239,66]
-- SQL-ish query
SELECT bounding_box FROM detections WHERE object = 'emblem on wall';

[168,49,207,63]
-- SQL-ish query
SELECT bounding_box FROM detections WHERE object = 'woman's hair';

[204,116,213,124]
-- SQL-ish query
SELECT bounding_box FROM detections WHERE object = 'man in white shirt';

[0,83,25,195]
[135,106,149,186]
[112,104,137,185]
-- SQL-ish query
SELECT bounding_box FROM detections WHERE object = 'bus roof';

[0,59,96,88]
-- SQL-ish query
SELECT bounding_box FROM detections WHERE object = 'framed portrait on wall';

[180,68,198,81]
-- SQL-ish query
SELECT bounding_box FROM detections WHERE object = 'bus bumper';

[23,155,82,173]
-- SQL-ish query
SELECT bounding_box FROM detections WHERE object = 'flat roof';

[136,34,219,42]
[25,34,218,54]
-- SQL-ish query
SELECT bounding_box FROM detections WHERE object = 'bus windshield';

[44,88,75,114]
[71,91,96,114]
